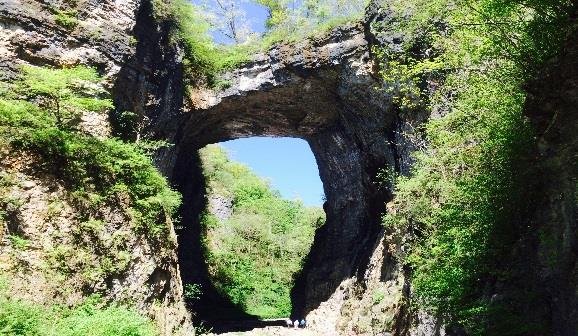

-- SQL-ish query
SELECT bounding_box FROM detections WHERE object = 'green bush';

[14,65,112,129]
[0,66,181,245]
[199,145,324,318]
[54,10,79,30]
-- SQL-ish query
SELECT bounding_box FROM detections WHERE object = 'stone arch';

[115,13,419,324]
[167,24,407,321]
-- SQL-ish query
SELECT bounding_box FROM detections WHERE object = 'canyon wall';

[0,0,191,334]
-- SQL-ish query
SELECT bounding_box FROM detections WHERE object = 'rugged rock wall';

[0,0,191,334]
[519,24,578,335]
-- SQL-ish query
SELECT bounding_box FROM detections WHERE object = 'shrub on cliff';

[0,64,182,334]
[0,292,157,336]
[14,65,112,129]
[0,65,181,245]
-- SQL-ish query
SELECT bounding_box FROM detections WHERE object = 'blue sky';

[220,137,325,206]
[191,0,269,44]
[241,1,269,33]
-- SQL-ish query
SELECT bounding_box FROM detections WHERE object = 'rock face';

[0,0,191,334]
[0,0,141,137]
[518,25,578,335]
[0,0,137,80]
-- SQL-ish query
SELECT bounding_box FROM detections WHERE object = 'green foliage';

[199,145,324,318]
[0,66,181,246]
[254,0,288,28]
[380,0,575,333]
[183,283,202,301]
[54,9,79,30]
[14,66,112,129]
[50,296,157,336]
[152,0,368,86]
[372,290,385,305]
[257,0,369,47]
[7,235,29,251]
[0,290,157,336]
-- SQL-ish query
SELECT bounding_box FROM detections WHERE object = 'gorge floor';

[210,327,317,336]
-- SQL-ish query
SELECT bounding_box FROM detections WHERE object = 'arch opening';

[166,45,400,332]
[186,137,325,331]
[111,6,427,331]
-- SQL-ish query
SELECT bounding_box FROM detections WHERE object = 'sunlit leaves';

[380,0,574,332]
[1,66,181,247]
[15,65,112,129]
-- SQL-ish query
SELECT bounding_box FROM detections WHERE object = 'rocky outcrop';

[0,0,140,136]
[0,0,191,334]
[0,0,137,80]
[0,150,190,334]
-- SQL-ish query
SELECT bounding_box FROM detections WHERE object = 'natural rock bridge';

[2,0,576,334]
[115,9,422,327]
[1,0,415,333]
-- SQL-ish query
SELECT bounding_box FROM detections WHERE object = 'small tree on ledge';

[16,65,113,129]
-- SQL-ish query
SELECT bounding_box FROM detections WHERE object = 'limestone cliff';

[0,0,191,334]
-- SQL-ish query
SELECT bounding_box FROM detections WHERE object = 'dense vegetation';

[0,65,181,244]
[199,145,324,318]
[0,65,181,335]
[379,0,575,333]
[0,285,157,336]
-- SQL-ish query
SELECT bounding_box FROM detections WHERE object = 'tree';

[253,0,289,28]
[201,0,254,44]
[16,65,113,129]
